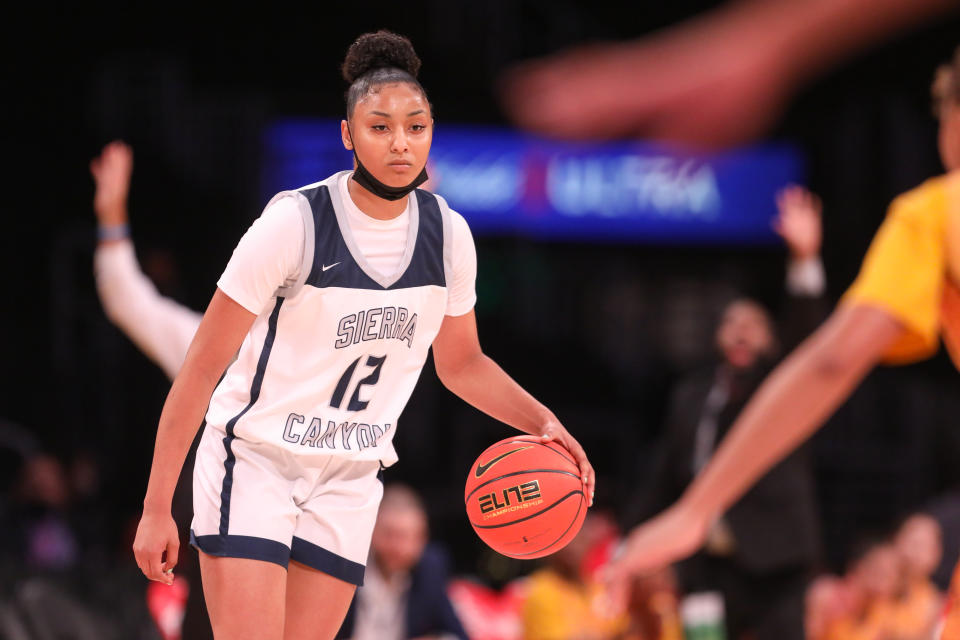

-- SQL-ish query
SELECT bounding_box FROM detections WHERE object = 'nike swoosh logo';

[475,446,532,478]
[322,262,341,272]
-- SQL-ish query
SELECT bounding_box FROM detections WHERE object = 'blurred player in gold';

[607,45,960,638]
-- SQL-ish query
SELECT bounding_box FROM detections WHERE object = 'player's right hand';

[774,185,822,261]
[539,419,595,507]
[90,140,133,227]
[603,501,710,614]
[133,508,180,586]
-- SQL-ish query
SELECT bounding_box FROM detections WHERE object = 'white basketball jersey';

[205,171,455,467]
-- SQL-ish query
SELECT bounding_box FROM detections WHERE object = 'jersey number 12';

[330,355,386,412]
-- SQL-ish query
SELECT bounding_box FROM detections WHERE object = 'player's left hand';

[603,500,710,614]
[539,419,595,507]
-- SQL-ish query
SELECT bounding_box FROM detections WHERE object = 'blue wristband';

[97,224,130,241]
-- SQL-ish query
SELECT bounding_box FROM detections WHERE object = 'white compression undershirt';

[94,240,202,380]
[338,172,410,279]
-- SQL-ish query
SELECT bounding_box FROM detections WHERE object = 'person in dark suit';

[625,186,829,640]
[337,484,468,640]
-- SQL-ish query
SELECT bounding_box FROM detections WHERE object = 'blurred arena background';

[3,2,960,638]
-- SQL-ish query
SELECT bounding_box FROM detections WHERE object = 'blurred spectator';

[500,0,957,148]
[521,513,628,640]
[819,539,902,640]
[0,453,79,574]
[921,492,960,592]
[0,419,157,638]
[772,489,943,640]
[338,484,468,640]
[806,575,853,640]
[2,449,106,573]
[889,514,943,639]
[624,187,829,640]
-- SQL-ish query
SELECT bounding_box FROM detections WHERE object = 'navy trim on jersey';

[218,297,285,536]
[299,185,446,291]
[190,530,290,569]
[398,189,445,289]
[290,536,367,586]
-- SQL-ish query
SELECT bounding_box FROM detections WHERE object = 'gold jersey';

[843,171,960,368]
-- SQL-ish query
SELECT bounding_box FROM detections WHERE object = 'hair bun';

[342,30,421,84]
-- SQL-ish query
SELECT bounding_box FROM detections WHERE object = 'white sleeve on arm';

[446,210,477,317]
[786,255,827,297]
[217,195,305,315]
[94,239,203,381]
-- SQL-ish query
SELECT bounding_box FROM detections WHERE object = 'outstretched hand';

[774,185,822,261]
[603,502,710,614]
[499,14,793,148]
[539,419,595,507]
[90,140,133,227]
[499,0,954,148]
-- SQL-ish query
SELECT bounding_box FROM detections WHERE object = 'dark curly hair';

[932,45,960,116]
[342,30,428,118]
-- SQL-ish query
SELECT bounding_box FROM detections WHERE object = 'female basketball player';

[132,31,595,640]
[606,46,960,627]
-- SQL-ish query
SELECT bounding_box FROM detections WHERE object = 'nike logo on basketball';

[475,447,532,478]
[322,262,341,272]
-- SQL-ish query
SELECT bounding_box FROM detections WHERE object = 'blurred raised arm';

[91,141,201,380]
[501,0,957,147]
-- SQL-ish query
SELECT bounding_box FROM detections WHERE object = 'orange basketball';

[464,435,587,559]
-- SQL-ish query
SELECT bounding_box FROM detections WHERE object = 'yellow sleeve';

[842,183,948,364]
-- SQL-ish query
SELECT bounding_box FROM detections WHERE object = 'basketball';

[464,435,588,559]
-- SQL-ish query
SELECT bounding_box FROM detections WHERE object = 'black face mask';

[351,152,429,201]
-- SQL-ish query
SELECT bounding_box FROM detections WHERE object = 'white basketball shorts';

[190,424,384,585]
